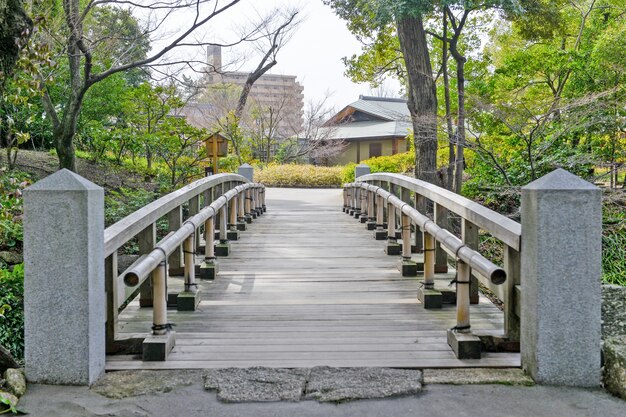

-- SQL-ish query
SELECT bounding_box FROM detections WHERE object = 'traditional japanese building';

[321,95,411,164]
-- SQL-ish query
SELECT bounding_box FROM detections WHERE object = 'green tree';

[38,0,243,172]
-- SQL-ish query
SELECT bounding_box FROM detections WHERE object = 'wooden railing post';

[244,189,253,223]
[138,224,157,307]
[398,212,418,276]
[447,260,481,359]
[359,188,368,223]
[416,231,443,309]
[374,193,387,240]
[105,253,118,349]
[433,203,449,273]
[504,245,520,341]
[216,205,230,256]
[237,191,247,231]
[167,206,183,275]
[189,195,201,251]
[385,199,400,255]
[353,188,362,218]
[177,233,201,311]
[366,190,376,230]
[143,261,175,361]
[227,194,240,241]
[200,216,218,279]
[461,219,480,304]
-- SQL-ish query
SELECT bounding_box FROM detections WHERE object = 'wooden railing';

[344,173,521,358]
[103,173,265,357]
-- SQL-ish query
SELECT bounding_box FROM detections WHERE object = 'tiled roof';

[349,98,410,121]
[322,120,412,141]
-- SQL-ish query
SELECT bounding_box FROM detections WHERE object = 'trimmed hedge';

[255,164,343,187]
[342,152,415,183]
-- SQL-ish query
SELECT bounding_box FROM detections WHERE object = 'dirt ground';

[1,149,158,192]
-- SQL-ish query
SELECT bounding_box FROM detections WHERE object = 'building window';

[369,143,382,158]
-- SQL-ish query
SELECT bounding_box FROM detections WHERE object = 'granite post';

[238,163,254,182]
[23,170,105,385]
[355,164,370,180]
[521,169,602,386]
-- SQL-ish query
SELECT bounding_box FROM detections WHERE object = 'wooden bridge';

[102,172,521,370]
[23,168,603,386]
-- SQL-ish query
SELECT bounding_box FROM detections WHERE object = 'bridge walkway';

[107,188,519,369]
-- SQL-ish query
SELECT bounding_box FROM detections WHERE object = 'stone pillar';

[238,163,254,182]
[23,169,105,385]
[521,169,602,386]
[355,164,370,180]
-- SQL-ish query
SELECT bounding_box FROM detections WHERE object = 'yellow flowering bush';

[255,164,343,187]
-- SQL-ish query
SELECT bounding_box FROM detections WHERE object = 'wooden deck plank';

[109,188,519,370]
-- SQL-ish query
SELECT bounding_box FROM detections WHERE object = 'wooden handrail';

[122,183,258,288]
[104,173,247,257]
[349,182,506,285]
[357,173,521,250]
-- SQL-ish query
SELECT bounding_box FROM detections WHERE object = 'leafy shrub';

[255,164,343,187]
[104,187,159,227]
[0,169,31,253]
[602,195,626,286]
[0,264,24,360]
[341,152,415,183]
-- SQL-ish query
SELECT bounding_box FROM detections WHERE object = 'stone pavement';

[18,368,625,417]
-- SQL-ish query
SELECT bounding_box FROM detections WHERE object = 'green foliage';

[104,187,158,227]
[342,152,415,183]
[256,164,344,187]
[602,195,626,286]
[0,169,30,253]
[0,263,24,360]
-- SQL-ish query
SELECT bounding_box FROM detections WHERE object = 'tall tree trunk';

[397,15,438,185]
[452,55,466,194]
[442,13,455,191]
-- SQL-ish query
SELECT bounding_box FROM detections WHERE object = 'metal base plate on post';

[237,222,247,231]
[227,230,240,241]
[143,331,176,361]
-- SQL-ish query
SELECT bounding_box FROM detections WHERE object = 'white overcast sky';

[150,0,402,111]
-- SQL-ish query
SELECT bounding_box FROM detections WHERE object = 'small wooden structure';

[204,133,228,175]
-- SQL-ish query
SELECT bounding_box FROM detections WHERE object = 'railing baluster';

[385,199,400,255]
[434,203,449,273]
[143,261,175,361]
[105,252,118,350]
[398,212,418,276]
[216,205,229,256]
[138,224,156,307]
[200,215,218,279]
[461,219,480,304]
[177,233,200,311]
[374,193,386,240]
[504,245,521,342]
[167,206,183,275]
[228,193,239,240]
[189,195,201,251]
[447,260,481,359]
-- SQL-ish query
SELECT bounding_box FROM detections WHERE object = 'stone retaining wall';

[601,284,626,399]
[602,285,626,339]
